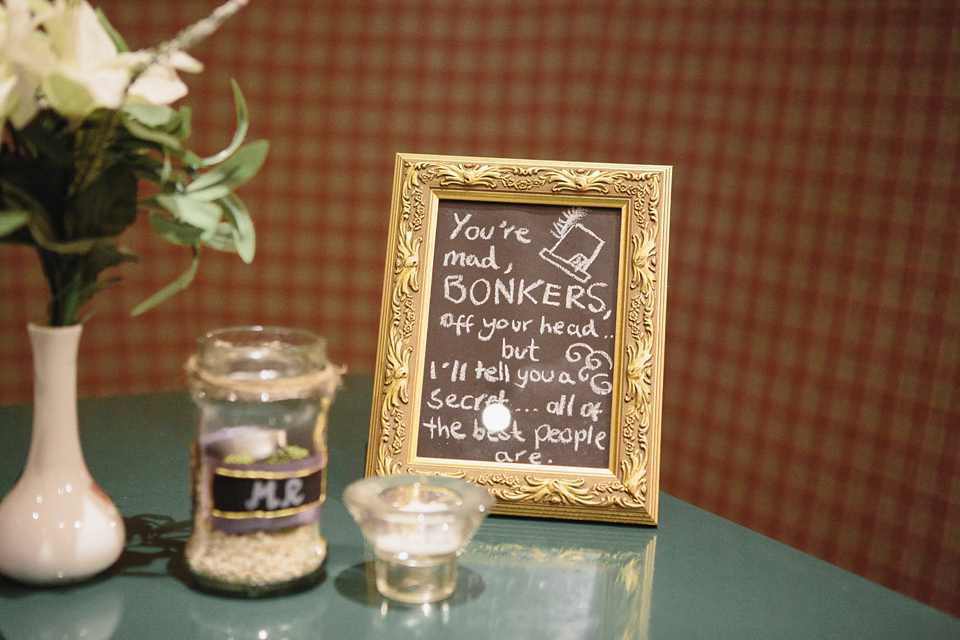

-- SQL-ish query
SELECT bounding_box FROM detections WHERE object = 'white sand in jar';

[186,524,326,585]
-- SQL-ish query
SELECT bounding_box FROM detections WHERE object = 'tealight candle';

[343,474,493,603]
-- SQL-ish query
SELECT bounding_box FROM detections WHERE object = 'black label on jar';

[208,460,325,533]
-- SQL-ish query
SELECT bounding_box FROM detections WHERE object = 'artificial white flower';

[36,0,201,119]
[0,0,56,127]
[119,49,203,106]
[38,0,128,116]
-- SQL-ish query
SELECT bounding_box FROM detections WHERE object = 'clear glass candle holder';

[343,474,493,604]
[184,326,341,597]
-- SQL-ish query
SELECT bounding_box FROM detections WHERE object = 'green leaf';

[156,194,222,232]
[122,104,177,128]
[172,106,192,141]
[75,276,123,324]
[149,213,204,246]
[40,252,83,325]
[3,172,108,254]
[41,74,97,120]
[28,218,99,254]
[220,194,256,263]
[96,8,130,52]
[159,152,174,184]
[199,80,250,167]
[120,110,183,150]
[118,151,166,183]
[199,221,236,252]
[67,161,138,239]
[74,243,140,310]
[17,112,75,167]
[186,139,269,194]
[195,196,255,263]
[186,184,231,202]
[0,211,29,237]
[131,245,200,316]
[181,149,203,168]
[83,243,140,279]
[69,109,124,197]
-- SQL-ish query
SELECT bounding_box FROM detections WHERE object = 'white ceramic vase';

[0,324,125,585]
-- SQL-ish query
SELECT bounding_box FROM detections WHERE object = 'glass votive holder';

[184,326,341,597]
[343,474,493,604]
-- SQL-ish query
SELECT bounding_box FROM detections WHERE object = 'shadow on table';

[114,513,192,584]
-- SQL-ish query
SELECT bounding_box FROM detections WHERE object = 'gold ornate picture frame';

[366,154,671,524]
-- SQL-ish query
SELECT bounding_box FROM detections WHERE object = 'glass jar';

[184,326,341,596]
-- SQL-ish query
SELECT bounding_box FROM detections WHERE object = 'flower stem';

[134,0,251,80]
[69,110,121,198]
[39,249,82,326]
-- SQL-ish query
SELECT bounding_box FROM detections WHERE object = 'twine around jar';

[185,355,344,401]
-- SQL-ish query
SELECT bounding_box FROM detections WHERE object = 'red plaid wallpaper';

[1,0,958,617]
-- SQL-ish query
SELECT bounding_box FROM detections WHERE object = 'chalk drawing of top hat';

[539,208,605,284]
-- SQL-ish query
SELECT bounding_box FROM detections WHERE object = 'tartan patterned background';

[1,0,958,617]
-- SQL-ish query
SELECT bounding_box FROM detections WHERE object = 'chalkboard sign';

[366,155,671,524]
[418,199,619,469]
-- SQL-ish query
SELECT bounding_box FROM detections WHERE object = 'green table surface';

[0,374,957,639]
